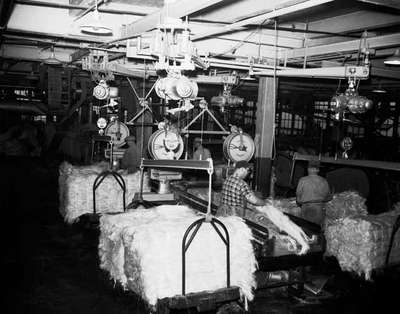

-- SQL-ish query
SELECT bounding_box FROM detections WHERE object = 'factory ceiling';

[0,0,400,93]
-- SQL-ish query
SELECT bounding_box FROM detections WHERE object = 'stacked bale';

[59,161,150,223]
[325,208,400,279]
[99,205,257,307]
[324,194,400,279]
[325,191,368,223]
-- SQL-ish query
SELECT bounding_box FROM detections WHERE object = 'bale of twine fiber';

[58,161,150,223]
[325,191,367,226]
[325,207,400,280]
[98,205,257,306]
[272,197,301,217]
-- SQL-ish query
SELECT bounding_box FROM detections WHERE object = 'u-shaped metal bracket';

[93,170,126,214]
[181,217,230,295]
[386,214,400,267]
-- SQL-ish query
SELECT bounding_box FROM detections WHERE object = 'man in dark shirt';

[121,136,141,173]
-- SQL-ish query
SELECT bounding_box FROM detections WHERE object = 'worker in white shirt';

[192,137,211,160]
[296,160,331,226]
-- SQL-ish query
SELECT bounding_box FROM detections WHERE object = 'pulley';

[211,95,244,108]
[155,76,198,101]
[93,80,109,100]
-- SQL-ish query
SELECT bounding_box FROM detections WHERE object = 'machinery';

[210,73,244,113]
[330,78,373,116]
[148,127,184,160]
[223,127,255,163]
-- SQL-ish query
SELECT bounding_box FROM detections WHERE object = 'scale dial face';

[148,129,184,160]
[97,117,107,129]
[224,132,255,162]
[93,81,109,100]
[104,121,130,147]
[341,136,353,151]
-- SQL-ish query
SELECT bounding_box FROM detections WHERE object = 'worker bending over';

[296,160,331,226]
[219,161,311,255]
[121,136,141,173]
[192,137,211,160]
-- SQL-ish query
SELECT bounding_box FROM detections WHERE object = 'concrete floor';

[1,157,399,314]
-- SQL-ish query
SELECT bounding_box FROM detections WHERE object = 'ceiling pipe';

[14,0,147,16]
[5,28,105,43]
[191,0,335,41]
[74,0,105,22]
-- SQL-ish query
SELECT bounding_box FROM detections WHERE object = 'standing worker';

[192,137,211,160]
[121,136,141,173]
[220,161,311,255]
[296,160,331,226]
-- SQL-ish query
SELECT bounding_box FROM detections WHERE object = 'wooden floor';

[1,157,399,314]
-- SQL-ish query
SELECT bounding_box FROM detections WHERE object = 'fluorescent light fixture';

[384,49,400,65]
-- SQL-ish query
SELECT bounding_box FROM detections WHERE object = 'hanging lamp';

[384,49,400,65]
[80,0,113,35]
[42,46,63,65]
[372,81,387,94]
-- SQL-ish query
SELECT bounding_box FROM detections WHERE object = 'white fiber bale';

[99,205,257,306]
[58,162,150,223]
[325,208,400,280]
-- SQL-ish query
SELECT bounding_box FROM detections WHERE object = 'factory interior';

[1,0,400,313]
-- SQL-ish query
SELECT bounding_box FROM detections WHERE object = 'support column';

[254,77,277,197]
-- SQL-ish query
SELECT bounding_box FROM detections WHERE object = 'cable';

[200,105,205,145]
[210,18,269,57]
[272,18,277,161]
[140,59,146,159]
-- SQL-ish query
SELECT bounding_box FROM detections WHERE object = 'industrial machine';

[223,127,255,163]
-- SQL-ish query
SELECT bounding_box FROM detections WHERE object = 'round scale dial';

[148,129,184,160]
[223,132,255,162]
[104,121,130,147]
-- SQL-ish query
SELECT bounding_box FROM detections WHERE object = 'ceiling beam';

[370,67,400,80]
[106,0,225,46]
[73,0,105,22]
[0,0,15,30]
[1,44,73,63]
[14,0,156,16]
[306,10,400,42]
[252,66,370,79]
[191,0,334,41]
[357,0,400,10]
[215,30,305,48]
[282,33,400,59]
[5,28,105,44]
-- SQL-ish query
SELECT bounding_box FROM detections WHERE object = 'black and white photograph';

[1,0,399,313]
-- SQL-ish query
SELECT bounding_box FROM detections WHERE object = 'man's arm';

[256,204,311,255]
[246,192,265,206]
[296,178,305,205]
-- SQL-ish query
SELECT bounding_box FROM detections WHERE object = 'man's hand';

[255,204,311,255]
[247,192,265,206]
